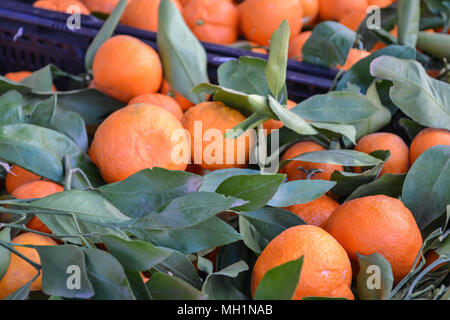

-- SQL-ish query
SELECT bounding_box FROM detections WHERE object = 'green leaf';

[253,256,304,300]
[36,245,94,299]
[309,122,357,145]
[397,0,421,47]
[124,270,152,300]
[216,174,285,212]
[398,118,426,141]
[199,168,261,192]
[284,149,382,167]
[224,113,268,139]
[102,235,172,272]
[268,96,318,135]
[97,168,202,218]
[0,91,24,125]
[370,56,450,129]
[0,228,11,280]
[0,124,101,185]
[356,253,394,300]
[267,180,336,207]
[239,216,267,254]
[218,57,271,96]
[416,32,450,59]
[402,145,450,231]
[202,261,249,300]
[82,248,134,300]
[347,174,406,201]
[157,0,209,104]
[20,65,54,92]
[146,272,205,300]
[84,0,128,71]
[266,20,289,102]
[302,21,356,67]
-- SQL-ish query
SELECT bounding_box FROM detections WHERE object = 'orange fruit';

[263,100,297,133]
[239,0,304,46]
[338,10,367,31]
[288,31,312,60]
[424,251,447,272]
[280,141,344,181]
[183,0,239,45]
[90,103,189,183]
[160,79,195,111]
[33,0,91,14]
[367,0,395,7]
[179,0,191,6]
[354,132,409,176]
[338,48,370,71]
[319,0,368,21]
[325,195,423,283]
[409,128,450,165]
[5,166,42,194]
[299,0,319,24]
[92,35,162,103]
[12,181,64,234]
[181,101,255,171]
[251,225,353,300]
[129,93,183,120]
[370,26,398,52]
[81,0,120,14]
[0,233,57,299]
[285,194,339,228]
[121,0,182,32]
[247,41,268,55]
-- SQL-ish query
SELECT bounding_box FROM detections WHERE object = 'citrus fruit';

[33,0,91,14]
[0,233,57,299]
[338,48,370,71]
[299,0,319,25]
[285,194,339,228]
[92,35,162,102]
[5,166,42,194]
[160,79,195,111]
[354,132,409,176]
[409,128,450,165]
[263,100,297,133]
[319,0,368,21]
[90,103,189,183]
[4,71,56,91]
[251,225,354,300]
[81,0,120,14]
[325,195,423,282]
[183,0,239,45]
[129,93,183,120]
[338,9,367,31]
[280,141,344,181]
[181,101,255,170]
[288,31,312,60]
[239,0,304,46]
[368,0,395,7]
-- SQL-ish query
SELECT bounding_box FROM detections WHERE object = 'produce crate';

[0,1,339,102]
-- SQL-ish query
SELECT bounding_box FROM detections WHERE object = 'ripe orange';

[325,195,423,282]
[319,0,368,21]
[263,100,297,133]
[121,0,182,32]
[0,233,57,299]
[280,141,344,181]
[409,128,450,165]
[338,10,367,31]
[288,31,312,60]
[181,101,255,171]
[251,225,353,300]
[129,93,183,120]
[367,0,395,7]
[239,0,304,46]
[285,194,339,228]
[81,0,120,14]
[183,0,239,45]
[247,42,269,55]
[371,26,398,52]
[92,35,162,102]
[5,166,42,194]
[160,80,195,111]
[12,181,64,234]
[33,0,91,14]
[424,251,447,272]
[338,48,370,71]
[354,132,409,176]
[299,0,319,25]
[90,103,189,183]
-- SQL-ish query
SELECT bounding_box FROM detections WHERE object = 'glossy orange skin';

[91,103,189,183]
[286,195,339,228]
[181,102,255,171]
[82,0,120,14]
[160,80,195,111]
[121,0,182,32]
[12,180,64,234]
[247,42,268,55]
[288,31,312,60]
[263,100,297,133]
[183,0,239,45]
[338,10,367,31]
[325,195,423,283]
[354,132,409,177]
[0,233,57,299]
[281,141,344,181]
[338,49,370,71]
[251,225,354,300]
[409,128,450,165]
[33,0,91,14]
[319,0,368,21]
[5,166,42,194]
[129,93,183,120]
[368,0,395,7]
[92,35,162,102]
[239,0,304,46]
[299,0,319,25]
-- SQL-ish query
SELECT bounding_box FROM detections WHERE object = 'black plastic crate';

[0,1,338,102]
